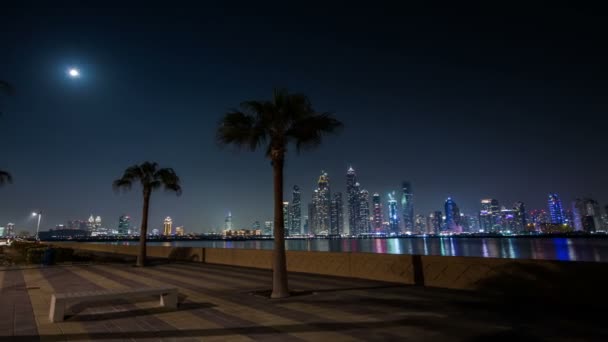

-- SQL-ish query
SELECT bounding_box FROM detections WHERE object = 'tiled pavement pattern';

[1,263,607,341]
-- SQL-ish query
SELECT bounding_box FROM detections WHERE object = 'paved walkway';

[0,262,606,341]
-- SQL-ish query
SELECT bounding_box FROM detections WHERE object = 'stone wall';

[52,242,608,295]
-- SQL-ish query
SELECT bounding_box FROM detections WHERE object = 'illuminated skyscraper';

[118,214,130,235]
[163,216,172,235]
[387,192,400,235]
[573,198,602,232]
[330,192,344,235]
[307,202,315,235]
[401,182,414,232]
[175,226,185,236]
[358,189,371,234]
[428,211,443,234]
[444,198,462,233]
[313,171,331,235]
[224,212,232,230]
[513,202,526,233]
[252,221,261,231]
[548,193,565,224]
[283,202,291,235]
[479,199,499,232]
[291,185,301,235]
[414,214,427,234]
[372,193,383,233]
[6,223,15,237]
[264,221,273,236]
[346,167,360,235]
[87,215,95,231]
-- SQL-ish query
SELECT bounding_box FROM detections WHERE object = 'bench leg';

[49,296,65,323]
[160,292,177,309]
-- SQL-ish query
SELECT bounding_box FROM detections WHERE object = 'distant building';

[444,198,462,233]
[224,212,233,231]
[346,166,360,235]
[252,221,261,231]
[387,192,400,235]
[6,223,15,237]
[479,199,500,233]
[573,198,602,232]
[263,221,274,236]
[513,202,527,233]
[330,192,344,235]
[428,211,443,234]
[312,171,331,235]
[283,202,291,235]
[163,216,173,235]
[151,228,160,235]
[38,229,89,240]
[118,215,130,235]
[358,189,371,234]
[548,193,565,224]
[291,186,301,235]
[401,182,414,232]
[372,193,383,233]
[175,226,185,236]
[414,214,427,234]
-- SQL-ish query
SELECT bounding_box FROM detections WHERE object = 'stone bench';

[49,287,178,322]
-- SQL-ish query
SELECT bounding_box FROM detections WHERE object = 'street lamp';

[32,211,42,241]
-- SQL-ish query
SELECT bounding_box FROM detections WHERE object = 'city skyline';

[1,3,607,231]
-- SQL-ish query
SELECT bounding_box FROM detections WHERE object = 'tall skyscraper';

[479,199,500,232]
[307,202,315,235]
[358,189,371,234]
[428,211,443,234]
[6,223,15,237]
[291,185,301,235]
[573,198,602,232]
[513,202,526,233]
[444,197,462,233]
[283,201,291,235]
[252,221,261,231]
[163,216,173,235]
[312,171,331,235]
[372,193,383,233]
[224,212,232,230]
[548,193,565,224]
[414,214,427,234]
[346,166,360,235]
[175,226,185,236]
[264,221,274,236]
[401,182,414,232]
[330,192,344,235]
[87,215,95,231]
[387,191,400,235]
[118,215,130,235]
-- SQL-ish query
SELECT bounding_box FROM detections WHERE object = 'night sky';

[1,3,607,233]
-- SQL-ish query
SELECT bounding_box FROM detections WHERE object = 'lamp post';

[32,211,42,241]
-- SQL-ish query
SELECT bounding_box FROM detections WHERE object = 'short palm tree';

[217,88,342,298]
[113,162,182,267]
[0,170,12,186]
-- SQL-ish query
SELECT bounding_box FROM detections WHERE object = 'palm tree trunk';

[270,151,289,298]
[137,190,151,267]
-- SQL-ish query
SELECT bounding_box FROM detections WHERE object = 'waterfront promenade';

[1,261,607,341]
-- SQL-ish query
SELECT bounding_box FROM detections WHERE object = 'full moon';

[68,68,80,78]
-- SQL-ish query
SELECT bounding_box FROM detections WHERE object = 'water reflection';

[100,237,608,263]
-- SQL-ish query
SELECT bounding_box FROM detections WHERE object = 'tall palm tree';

[113,162,182,267]
[0,80,13,183]
[217,88,343,298]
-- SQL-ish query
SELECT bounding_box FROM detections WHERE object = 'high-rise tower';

[548,193,565,224]
[291,185,301,235]
[330,192,344,235]
[387,192,400,235]
[163,216,172,235]
[346,166,360,235]
[444,197,462,233]
[313,171,331,234]
[224,212,232,230]
[401,182,414,232]
[118,214,130,235]
[372,193,383,233]
[358,189,371,234]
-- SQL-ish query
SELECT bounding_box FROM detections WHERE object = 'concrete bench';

[49,287,178,322]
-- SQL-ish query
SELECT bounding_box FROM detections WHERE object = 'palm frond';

[0,170,13,186]
[287,112,343,153]
[217,111,266,151]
